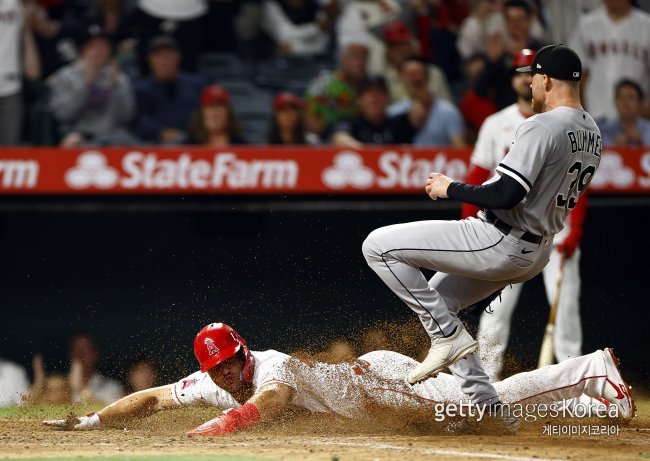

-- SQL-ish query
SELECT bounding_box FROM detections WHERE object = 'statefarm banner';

[0,146,648,195]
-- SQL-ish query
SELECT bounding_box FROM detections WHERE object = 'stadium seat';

[254,56,333,90]
[198,53,252,82]
[238,110,270,145]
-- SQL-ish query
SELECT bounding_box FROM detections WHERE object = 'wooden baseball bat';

[537,254,566,368]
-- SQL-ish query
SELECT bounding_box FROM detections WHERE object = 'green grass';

[0,404,103,419]
[3,457,277,461]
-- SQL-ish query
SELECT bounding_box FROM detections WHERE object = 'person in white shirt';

[68,333,124,405]
[569,0,650,121]
[0,358,29,406]
[44,322,635,434]
[0,0,40,145]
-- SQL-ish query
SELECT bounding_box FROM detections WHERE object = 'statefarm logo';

[0,159,39,189]
[589,151,636,189]
[322,150,467,189]
[64,151,299,190]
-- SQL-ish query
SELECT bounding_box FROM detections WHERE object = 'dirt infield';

[2,399,649,461]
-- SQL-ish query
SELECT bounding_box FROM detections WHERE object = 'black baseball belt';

[485,210,543,245]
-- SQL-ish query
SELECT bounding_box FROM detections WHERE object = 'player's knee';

[361,230,381,262]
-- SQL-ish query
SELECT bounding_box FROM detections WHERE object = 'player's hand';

[187,404,261,437]
[43,412,101,431]
[187,414,233,436]
[425,172,453,201]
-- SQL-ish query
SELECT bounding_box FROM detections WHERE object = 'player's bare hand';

[425,172,453,200]
[187,415,232,437]
[43,412,101,430]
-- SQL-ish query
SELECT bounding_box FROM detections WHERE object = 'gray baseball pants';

[362,213,553,404]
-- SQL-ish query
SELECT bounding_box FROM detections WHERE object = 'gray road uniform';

[363,106,601,404]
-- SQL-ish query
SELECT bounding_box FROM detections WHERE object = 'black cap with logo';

[516,44,582,81]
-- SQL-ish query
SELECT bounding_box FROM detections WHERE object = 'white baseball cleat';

[601,348,636,421]
[407,325,478,384]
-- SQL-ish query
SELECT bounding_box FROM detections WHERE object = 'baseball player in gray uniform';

[362,45,601,415]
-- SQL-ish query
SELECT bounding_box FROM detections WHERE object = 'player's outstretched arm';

[43,384,179,430]
[187,383,295,437]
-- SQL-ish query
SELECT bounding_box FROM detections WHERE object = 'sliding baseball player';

[44,322,634,435]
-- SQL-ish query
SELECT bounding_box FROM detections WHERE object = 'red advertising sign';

[0,147,648,195]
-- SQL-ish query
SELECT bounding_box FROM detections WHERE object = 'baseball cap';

[512,49,535,69]
[200,85,230,106]
[148,35,179,54]
[274,92,303,111]
[516,44,582,81]
[358,75,388,94]
[383,21,413,45]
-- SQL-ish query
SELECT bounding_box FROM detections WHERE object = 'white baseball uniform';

[569,6,650,121]
[470,104,583,381]
[171,349,621,419]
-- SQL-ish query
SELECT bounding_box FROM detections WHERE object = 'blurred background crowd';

[0,320,431,407]
[1,0,649,149]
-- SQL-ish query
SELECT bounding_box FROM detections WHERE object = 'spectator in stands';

[331,76,416,147]
[268,92,307,145]
[457,0,545,60]
[600,80,650,147]
[126,357,159,393]
[381,21,451,104]
[134,36,207,144]
[569,0,650,121]
[24,354,72,405]
[24,0,80,81]
[85,0,133,49]
[458,53,493,141]
[68,333,124,405]
[470,0,544,112]
[187,85,247,146]
[0,0,40,145]
[304,39,369,143]
[261,0,335,56]
[48,24,134,147]
[388,57,465,147]
[542,0,601,45]
[129,0,209,74]
[408,0,470,84]
[0,357,29,406]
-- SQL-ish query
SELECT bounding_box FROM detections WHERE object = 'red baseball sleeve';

[557,192,588,258]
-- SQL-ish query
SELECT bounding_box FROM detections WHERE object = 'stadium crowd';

[0,0,649,148]
[0,320,430,406]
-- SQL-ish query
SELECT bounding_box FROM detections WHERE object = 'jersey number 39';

[556,161,596,209]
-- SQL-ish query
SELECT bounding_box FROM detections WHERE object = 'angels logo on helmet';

[204,338,219,356]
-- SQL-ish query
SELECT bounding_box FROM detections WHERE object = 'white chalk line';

[205,439,566,461]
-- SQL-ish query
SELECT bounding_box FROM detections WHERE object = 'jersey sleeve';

[470,116,499,170]
[171,371,238,409]
[495,119,553,194]
[254,356,298,391]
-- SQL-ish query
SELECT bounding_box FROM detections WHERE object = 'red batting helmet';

[193,323,255,381]
[512,49,535,69]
